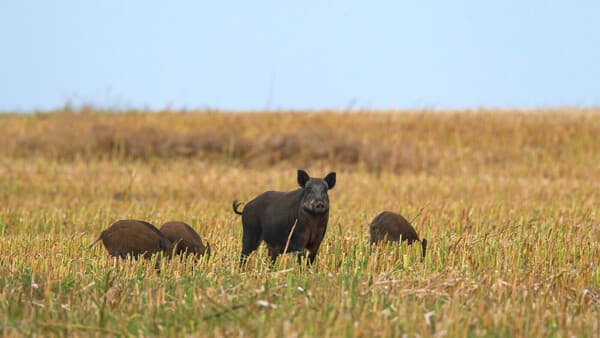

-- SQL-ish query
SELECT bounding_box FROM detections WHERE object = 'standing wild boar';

[159,221,211,258]
[369,211,427,258]
[89,220,173,259]
[233,169,336,265]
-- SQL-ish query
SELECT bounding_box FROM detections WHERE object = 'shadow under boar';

[233,169,336,265]
[369,211,427,258]
[90,220,173,259]
[160,221,211,258]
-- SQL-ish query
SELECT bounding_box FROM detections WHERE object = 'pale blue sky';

[1,1,599,111]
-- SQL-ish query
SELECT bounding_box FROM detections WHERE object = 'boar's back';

[101,220,171,258]
[370,211,420,244]
[160,221,208,255]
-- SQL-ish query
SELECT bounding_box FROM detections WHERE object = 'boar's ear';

[297,169,310,188]
[324,172,336,189]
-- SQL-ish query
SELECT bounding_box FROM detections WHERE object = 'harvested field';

[0,109,599,336]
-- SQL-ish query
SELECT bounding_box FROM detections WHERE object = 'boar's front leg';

[306,226,327,265]
[290,249,309,265]
[267,245,283,264]
[284,229,310,265]
[306,244,321,265]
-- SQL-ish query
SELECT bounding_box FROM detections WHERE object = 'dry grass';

[0,109,599,337]
[3,108,600,177]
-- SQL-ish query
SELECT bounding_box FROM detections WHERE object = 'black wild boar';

[89,220,173,259]
[233,169,336,265]
[369,211,427,258]
[159,221,211,258]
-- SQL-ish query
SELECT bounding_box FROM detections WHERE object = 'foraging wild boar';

[369,211,427,258]
[233,169,336,265]
[159,221,211,258]
[89,220,173,259]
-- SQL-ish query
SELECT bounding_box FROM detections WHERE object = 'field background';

[1,109,599,337]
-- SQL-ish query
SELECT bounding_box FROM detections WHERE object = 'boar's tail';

[88,235,102,249]
[421,238,428,259]
[232,200,244,215]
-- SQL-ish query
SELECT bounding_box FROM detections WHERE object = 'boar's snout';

[302,197,329,214]
[313,199,327,213]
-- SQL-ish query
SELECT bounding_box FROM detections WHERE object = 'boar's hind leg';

[240,228,262,265]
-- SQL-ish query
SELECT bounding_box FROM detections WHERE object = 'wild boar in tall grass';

[90,220,173,259]
[233,169,336,265]
[369,211,427,258]
[160,221,211,258]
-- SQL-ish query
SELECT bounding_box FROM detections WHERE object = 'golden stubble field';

[0,109,599,337]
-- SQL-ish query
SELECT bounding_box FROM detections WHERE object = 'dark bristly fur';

[233,169,336,265]
[369,211,427,258]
